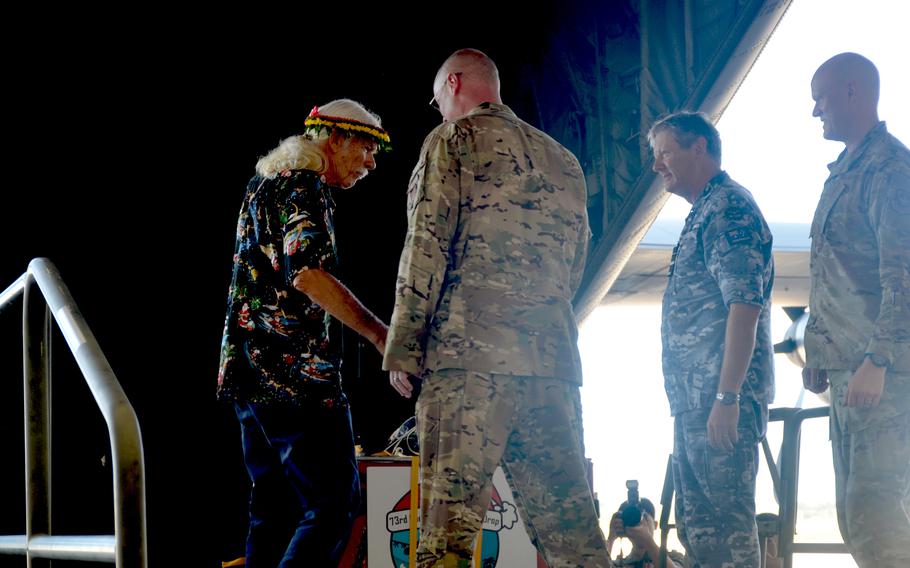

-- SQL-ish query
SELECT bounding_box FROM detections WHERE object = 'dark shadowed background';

[2,1,787,564]
[0,5,583,566]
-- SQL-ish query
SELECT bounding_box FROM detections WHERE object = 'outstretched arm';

[293,268,388,355]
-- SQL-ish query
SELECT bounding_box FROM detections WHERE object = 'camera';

[620,479,642,528]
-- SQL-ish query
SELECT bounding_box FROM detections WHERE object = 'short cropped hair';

[648,111,722,163]
[440,48,500,87]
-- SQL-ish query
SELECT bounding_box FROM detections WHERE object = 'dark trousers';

[234,400,360,568]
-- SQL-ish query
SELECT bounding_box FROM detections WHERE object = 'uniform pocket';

[416,399,441,475]
[704,439,758,505]
[406,159,427,216]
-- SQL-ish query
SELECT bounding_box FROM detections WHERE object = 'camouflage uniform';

[611,549,690,567]
[384,103,608,568]
[661,172,775,567]
[805,122,910,566]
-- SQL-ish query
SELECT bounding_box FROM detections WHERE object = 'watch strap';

[715,391,741,405]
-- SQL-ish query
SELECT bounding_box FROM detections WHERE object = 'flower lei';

[304,106,392,151]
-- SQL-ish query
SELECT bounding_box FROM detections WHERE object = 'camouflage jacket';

[661,172,775,415]
[806,122,910,372]
[383,103,589,383]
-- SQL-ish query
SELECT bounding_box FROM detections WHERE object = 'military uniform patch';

[724,227,752,246]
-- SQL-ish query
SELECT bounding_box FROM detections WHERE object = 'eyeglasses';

[429,72,462,110]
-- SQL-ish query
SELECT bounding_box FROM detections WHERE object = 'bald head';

[436,49,500,89]
[431,48,502,122]
[815,52,880,105]
[811,52,881,149]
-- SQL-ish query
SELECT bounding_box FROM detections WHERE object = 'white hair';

[255,98,382,178]
[255,135,327,178]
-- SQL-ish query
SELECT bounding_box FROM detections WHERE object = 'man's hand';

[802,367,829,394]
[844,358,886,407]
[389,370,415,398]
[707,402,740,450]
[607,512,624,542]
[713,302,758,450]
[623,513,657,550]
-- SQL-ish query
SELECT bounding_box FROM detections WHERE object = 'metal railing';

[772,406,849,567]
[0,258,147,567]
[654,406,849,567]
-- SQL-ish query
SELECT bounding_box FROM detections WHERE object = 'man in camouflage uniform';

[650,112,774,567]
[383,48,609,568]
[217,99,390,567]
[803,52,910,567]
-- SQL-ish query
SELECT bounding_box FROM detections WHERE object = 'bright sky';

[579,1,909,566]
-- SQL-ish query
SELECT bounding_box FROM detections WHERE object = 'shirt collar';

[689,170,728,215]
[462,102,518,122]
[828,121,888,176]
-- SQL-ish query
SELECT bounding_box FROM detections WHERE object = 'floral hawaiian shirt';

[217,169,346,408]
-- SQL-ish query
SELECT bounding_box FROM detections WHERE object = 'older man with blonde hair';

[217,98,391,567]
[385,49,609,568]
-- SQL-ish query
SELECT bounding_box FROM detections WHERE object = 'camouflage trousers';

[672,402,765,568]
[828,369,910,567]
[414,369,609,568]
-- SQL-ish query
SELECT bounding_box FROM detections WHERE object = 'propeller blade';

[782,306,807,322]
[774,338,797,354]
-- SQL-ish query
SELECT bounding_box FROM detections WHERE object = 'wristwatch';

[716,391,741,405]
[865,353,891,368]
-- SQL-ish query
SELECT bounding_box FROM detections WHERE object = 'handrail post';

[2,260,147,566]
[776,406,832,568]
[29,258,148,567]
[778,411,800,568]
[23,274,51,568]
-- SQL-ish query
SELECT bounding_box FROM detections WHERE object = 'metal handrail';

[653,407,848,567]
[0,258,147,566]
[772,405,849,567]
